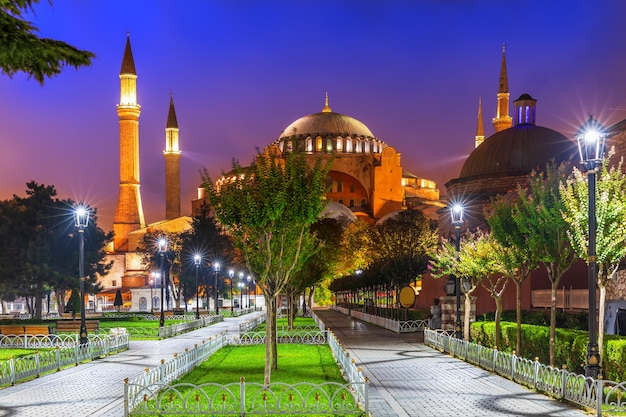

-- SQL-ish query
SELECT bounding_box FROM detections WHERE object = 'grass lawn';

[131,344,365,416]
[253,317,318,333]
[0,348,53,360]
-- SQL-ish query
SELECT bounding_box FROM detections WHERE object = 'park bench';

[0,324,52,336]
[55,320,100,334]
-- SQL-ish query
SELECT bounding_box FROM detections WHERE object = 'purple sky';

[1,1,625,231]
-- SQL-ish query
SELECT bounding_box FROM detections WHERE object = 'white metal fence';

[424,329,626,416]
[124,316,368,416]
[330,305,427,333]
[0,333,129,386]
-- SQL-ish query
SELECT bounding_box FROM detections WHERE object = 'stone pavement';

[314,308,590,417]
[0,312,265,417]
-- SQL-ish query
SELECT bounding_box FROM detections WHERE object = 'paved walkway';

[0,309,591,417]
[314,309,590,417]
[0,312,265,417]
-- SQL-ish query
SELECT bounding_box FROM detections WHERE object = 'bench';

[0,325,52,336]
[55,320,100,334]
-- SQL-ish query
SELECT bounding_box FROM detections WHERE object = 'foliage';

[561,150,626,367]
[203,148,331,385]
[0,0,95,83]
[0,182,112,318]
[66,288,80,315]
[486,192,538,356]
[512,162,576,367]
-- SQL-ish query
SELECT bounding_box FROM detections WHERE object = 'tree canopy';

[0,0,95,84]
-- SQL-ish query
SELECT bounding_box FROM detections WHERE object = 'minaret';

[164,92,181,220]
[113,34,145,251]
[475,97,485,148]
[492,44,512,132]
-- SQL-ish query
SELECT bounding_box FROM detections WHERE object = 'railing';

[330,305,427,333]
[424,329,626,416]
[0,333,129,386]
[239,314,266,333]
[531,288,599,310]
[124,327,368,416]
[157,315,223,338]
[230,331,327,345]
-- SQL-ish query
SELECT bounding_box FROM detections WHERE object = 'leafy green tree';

[513,162,576,366]
[561,151,626,369]
[66,288,80,317]
[0,0,95,84]
[486,194,538,355]
[431,230,500,341]
[203,148,331,385]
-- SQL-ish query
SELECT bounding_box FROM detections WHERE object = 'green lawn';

[131,344,365,416]
[0,348,53,360]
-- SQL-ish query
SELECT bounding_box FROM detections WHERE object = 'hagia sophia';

[79,36,626,322]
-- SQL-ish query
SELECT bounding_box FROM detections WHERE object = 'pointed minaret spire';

[164,92,181,220]
[475,97,485,148]
[322,92,332,113]
[114,34,145,251]
[492,44,512,132]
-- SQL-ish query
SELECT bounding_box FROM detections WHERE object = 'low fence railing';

[230,331,327,345]
[424,329,626,416]
[329,305,427,333]
[157,315,223,338]
[0,333,129,386]
[239,314,266,333]
[124,326,368,415]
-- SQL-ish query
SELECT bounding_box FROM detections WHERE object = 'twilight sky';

[1,1,625,231]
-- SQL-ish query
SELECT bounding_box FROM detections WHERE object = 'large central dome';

[277,111,375,140]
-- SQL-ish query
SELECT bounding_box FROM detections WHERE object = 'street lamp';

[158,237,168,327]
[228,269,235,312]
[238,272,244,309]
[238,281,244,310]
[194,254,201,320]
[150,272,159,313]
[450,203,464,339]
[74,204,89,345]
[576,115,607,379]
[213,262,220,314]
[247,275,251,309]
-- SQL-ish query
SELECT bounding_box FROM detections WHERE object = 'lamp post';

[238,281,244,310]
[74,205,89,345]
[228,269,235,312]
[158,238,168,327]
[450,203,464,339]
[150,272,159,313]
[213,262,220,314]
[194,254,201,320]
[247,275,251,309]
[576,115,607,379]
[238,272,244,309]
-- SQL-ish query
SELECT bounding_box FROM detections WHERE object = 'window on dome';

[326,139,333,152]
[336,137,343,152]
[306,137,312,152]
[346,137,352,153]
[316,136,323,152]
[355,140,361,153]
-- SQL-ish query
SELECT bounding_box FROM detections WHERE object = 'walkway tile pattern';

[314,309,589,417]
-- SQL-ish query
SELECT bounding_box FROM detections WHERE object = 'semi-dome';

[278,111,375,139]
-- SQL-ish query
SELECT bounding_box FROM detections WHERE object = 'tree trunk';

[494,296,503,349]
[598,284,606,371]
[287,292,294,330]
[549,282,557,367]
[271,297,278,371]
[264,296,274,386]
[464,293,472,341]
[515,281,522,355]
[35,283,43,319]
[57,289,66,316]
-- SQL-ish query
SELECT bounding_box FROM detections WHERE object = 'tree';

[561,151,626,369]
[486,193,538,355]
[430,229,500,340]
[113,289,123,312]
[0,182,112,318]
[513,162,577,366]
[0,0,95,84]
[204,148,331,385]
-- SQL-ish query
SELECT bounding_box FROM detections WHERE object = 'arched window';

[360,199,366,207]
[349,199,355,208]
[345,137,353,153]
[355,139,361,153]
[286,140,293,152]
[326,138,333,152]
[316,136,323,152]
[306,137,313,152]
[336,136,343,152]
[363,140,370,153]
[139,296,147,311]
[338,199,344,205]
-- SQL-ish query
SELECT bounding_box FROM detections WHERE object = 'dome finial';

[322,92,332,113]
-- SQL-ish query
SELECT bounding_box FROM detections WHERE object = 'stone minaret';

[164,93,181,220]
[475,97,485,148]
[113,34,145,251]
[492,45,512,133]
